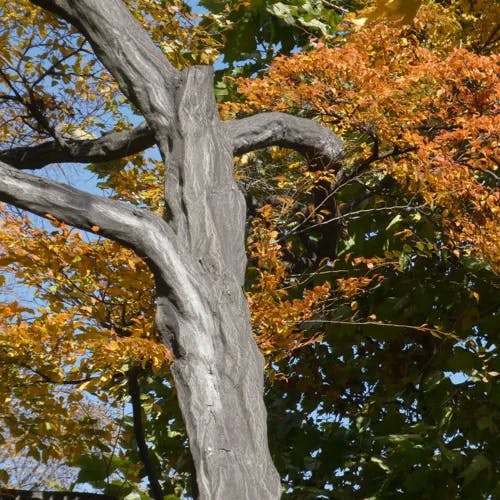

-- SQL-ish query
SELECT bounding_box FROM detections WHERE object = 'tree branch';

[0,122,154,170]
[1,111,344,171]
[0,159,168,258]
[225,112,344,168]
[128,368,164,500]
[0,160,205,323]
[29,0,180,147]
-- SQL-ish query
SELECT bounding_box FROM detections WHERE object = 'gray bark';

[156,65,280,499]
[0,122,153,170]
[0,113,341,171]
[1,1,343,498]
[227,112,344,166]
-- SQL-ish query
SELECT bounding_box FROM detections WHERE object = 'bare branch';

[0,160,207,324]
[29,0,180,147]
[0,159,167,258]
[299,319,458,340]
[0,122,154,170]
[225,112,344,167]
[278,203,428,242]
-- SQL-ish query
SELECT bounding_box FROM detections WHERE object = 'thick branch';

[0,160,207,324]
[226,112,344,167]
[0,122,154,170]
[0,160,167,258]
[1,112,344,171]
[30,0,179,146]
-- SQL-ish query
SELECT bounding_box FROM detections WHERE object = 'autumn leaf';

[349,0,423,27]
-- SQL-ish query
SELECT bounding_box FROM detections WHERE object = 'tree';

[0,0,343,498]
[1,0,498,498]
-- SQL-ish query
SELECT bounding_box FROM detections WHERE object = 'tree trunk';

[154,66,281,499]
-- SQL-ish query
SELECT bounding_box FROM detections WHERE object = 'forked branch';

[30,0,179,145]
[0,159,204,320]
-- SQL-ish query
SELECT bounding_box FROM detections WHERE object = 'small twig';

[298,319,459,340]
[4,361,98,385]
[279,203,426,242]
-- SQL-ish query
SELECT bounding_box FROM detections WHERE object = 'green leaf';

[76,455,111,484]
[267,2,297,25]
[446,348,479,372]
[460,454,491,486]
[386,214,403,230]
[370,456,391,472]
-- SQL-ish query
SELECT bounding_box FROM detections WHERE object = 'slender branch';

[32,44,84,87]
[279,203,427,242]
[299,319,459,340]
[0,122,154,170]
[476,24,499,52]
[225,112,344,168]
[0,360,97,385]
[0,94,21,103]
[461,160,500,182]
[127,368,164,500]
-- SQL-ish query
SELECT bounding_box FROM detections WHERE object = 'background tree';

[227,1,499,497]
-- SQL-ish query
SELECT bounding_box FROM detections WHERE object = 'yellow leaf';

[349,0,422,27]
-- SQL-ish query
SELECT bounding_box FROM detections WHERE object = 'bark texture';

[0,1,344,498]
[155,66,281,499]
[228,112,344,166]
